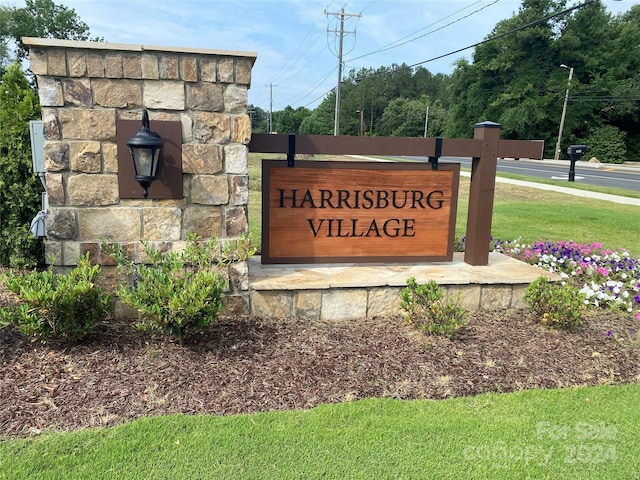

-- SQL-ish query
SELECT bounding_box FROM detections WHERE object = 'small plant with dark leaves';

[400,277,468,338]
[0,253,113,342]
[525,276,585,330]
[104,233,227,345]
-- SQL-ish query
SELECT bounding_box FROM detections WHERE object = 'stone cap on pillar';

[474,121,501,129]
[21,37,258,64]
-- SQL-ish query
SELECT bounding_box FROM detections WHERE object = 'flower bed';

[488,238,640,321]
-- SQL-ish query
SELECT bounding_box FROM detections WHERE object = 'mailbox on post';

[567,144,587,182]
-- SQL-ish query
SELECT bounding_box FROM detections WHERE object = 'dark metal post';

[568,158,576,182]
[567,145,587,182]
[429,136,442,170]
[287,134,296,167]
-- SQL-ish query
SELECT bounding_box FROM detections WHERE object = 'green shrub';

[219,233,257,265]
[524,276,585,330]
[0,253,114,341]
[0,63,45,268]
[585,125,627,164]
[400,277,468,338]
[105,234,227,345]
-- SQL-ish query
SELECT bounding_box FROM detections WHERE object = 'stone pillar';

[23,37,257,313]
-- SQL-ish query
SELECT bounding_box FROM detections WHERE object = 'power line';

[270,8,329,85]
[270,0,599,115]
[253,1,337,108]
[285,66,338,109]
[571,96,640,102]
[347,0,497,63]
[346,0,597,87]
[285,0,492,109]
[407,0,597,69]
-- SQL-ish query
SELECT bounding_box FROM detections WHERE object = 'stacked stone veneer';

[24,37,257,314]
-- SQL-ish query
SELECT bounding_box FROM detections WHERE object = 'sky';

[33,0,640,110]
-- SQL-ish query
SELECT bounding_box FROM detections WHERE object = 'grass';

[1,384,638,479]
[247,154,640,256]
[460,179,640,256]
[2,154,637,478]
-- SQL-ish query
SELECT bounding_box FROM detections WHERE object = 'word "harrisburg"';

[277,188,445,210]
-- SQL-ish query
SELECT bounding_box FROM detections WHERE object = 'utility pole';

[554,64,573,161]
[326,8,360,136]
[265,83,277,133]
[424,106,429,138]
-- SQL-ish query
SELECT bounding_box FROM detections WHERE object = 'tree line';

[252,0,640,163]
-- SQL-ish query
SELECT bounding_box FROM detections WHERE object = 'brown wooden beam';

[464,122,501,266]
[498,139,544,160]
[249,133,482,158]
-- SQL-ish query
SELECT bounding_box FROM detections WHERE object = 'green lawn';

[460,178,640,256]
[1,384,638,479]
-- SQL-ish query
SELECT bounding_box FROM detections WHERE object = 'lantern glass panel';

[131,147,160,179]
[133,148,152,176]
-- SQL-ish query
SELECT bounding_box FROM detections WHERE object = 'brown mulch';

[1,303,639,438]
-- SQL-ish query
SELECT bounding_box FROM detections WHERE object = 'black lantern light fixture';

[126,109,164,198]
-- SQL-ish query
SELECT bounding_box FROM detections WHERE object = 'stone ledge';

[248,253,560,320]
[249,252,557,290]
[22,37,258,62]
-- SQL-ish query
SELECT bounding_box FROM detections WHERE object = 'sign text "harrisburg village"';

[262,160,460,263]
[277,187,445,238]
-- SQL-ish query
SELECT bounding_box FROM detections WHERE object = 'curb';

[512,157,640,172]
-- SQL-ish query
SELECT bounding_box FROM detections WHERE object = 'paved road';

[460,170,640,207]
[402,156,640,193]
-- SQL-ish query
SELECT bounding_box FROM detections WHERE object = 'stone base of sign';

[248,253,560,321]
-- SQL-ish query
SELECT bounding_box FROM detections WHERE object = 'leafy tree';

[379,95,430,137]
[0,0,98,267]
[587,5,640,158]
[443,59,483,137]
[1,0,93,69]
[0,7,10,74]
[260,0,639,159]
[301,64,451,137]
[441,0,640,160]
[0,63,43,267]
[248,104,269,134]
[273,105,311,134]
[299,94,335,135]
[445,0,567,143]
[586,125,627,164]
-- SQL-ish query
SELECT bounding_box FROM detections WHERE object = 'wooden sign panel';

[262,160,460,264]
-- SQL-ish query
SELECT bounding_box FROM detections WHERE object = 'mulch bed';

[1,308,639,438]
